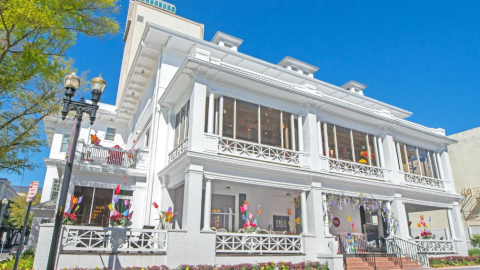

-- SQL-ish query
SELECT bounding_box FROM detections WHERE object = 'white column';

[218,95,224,136]
[317,120,323,155]
[436,152,445,179]
[323,194,331,236]
[386,201,394,237]
[298,115,304,151]
[395,142,403,171]
[207,92,215,134]
[447,208,457,240]
[377,136,385,167]
[390,194,410,239]
[301,191,309,234]
[290,114,296,151]
[323,122,329,157]
[203,179,212,230]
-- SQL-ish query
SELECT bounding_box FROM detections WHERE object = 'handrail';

[337,234,348,270]
[357,238,376,270]
[379,236,403,269]
[392,236,430,268]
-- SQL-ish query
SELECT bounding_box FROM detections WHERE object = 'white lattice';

[215,233,303,254]
[168,139,188,163]
[404,173,445,191]
[218,138,300,165]
[62,226,167,253]
[329,158,385,179]
[415,240,455,254]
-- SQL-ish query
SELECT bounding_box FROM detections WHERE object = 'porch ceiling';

[405,202,449,213]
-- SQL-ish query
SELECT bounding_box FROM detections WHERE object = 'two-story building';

[33,1,469,269]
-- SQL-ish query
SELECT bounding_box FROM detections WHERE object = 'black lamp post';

[46,73,106,270]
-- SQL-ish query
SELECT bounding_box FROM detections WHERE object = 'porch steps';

[345,257,423,270]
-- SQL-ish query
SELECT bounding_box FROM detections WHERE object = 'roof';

[32,199,57,210]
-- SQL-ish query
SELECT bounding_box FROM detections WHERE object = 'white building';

[0,178,19,200]
[33,1,469,269]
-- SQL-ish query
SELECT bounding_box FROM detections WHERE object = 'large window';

[50,178,61,200]
[105,128,116,141]
[211,194,235,232]
[395,142,440,179]
[207,95,298,151]
[60,134,70,152]
[321,123,380,167]
[174,101,190,147]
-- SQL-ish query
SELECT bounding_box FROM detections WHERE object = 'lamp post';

[46,73,106,270]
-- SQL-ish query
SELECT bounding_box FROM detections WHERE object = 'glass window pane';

[211,194,235,232]
[50,178,61,200]
[327,124,335,158]
[336,126,353,162]
[260,106,281,147]
[222,97,235,138]
[283,112,293,150]
[406,144,421,175]
[398,142,409,172]
[106,128,116,141]
[174,112,181,146]
[235,100,258,143]
[73,186,94,225]
[418,148,433,177]
[352,130,368,165]
[90,188,113,227]
[368,135,378,167]
[61,134,70,152]
[294,119,299,151]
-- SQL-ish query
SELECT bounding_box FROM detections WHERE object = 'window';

[395,141,440,178]
[211,194,235,232]
[321,122,380,167]
[260,106,281,147]
[145,129,150,147]
[174,101,190,147]
[236,100,258,142]
[60,134,70,152]
[50,178,61,200]
[105,128,116,141]
[222,97,235,138]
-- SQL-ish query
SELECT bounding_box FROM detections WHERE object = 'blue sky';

[3,0,480,186]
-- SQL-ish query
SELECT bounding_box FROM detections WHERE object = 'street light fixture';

[46,73,106,270]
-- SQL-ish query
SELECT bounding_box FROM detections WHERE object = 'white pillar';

[323,122,329,157]
[390,194,410,239]
[323,194,331,236]
[207,92,215,134]
[301,191,309,234]
[317,120,323,155]
[298,115,304,151]
[377,136,385,167]
[203,179,212,230]
[395,142,403,171]
[218,95,224,136]
[436,152,445,179]
[290,114,296,151]
[386,201,394,237]
[447,208,457,240]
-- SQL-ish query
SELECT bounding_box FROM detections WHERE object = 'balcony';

[168,138,188,163]
[78,144,149,169]
[403,172,445,191]
[61,226,167,253]
[328,158,387,180]
[414,239,455,254]
[215,232,303,254]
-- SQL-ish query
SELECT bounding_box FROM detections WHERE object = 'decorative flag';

[74,206,79,212]
[127,211,134,219]
[115,184,121,195]
[257,205,261,211]
[113,209,118,216]
[240,206,245,213]
[244,204,248,211]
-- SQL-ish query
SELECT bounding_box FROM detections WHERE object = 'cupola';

[341,80,367,96]
[211,31,243,52]
[277,56,319,78]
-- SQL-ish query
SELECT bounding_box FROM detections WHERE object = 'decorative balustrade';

[414,240,455,254]
[218,137,300,166]
[80,145,137,168]
[404,173,445,191]
[61,226,167,253]
[328,158,385,180]
[168,138,188,163]
[215,232,303,254]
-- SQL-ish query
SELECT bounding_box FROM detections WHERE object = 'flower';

[417,223,421,227]
[359,159,368,164]
[295,217,302,225]
[114,196,119,204]
[115,185,121,195]
[347,215,351,222]
[124,199,129,206]
[352,223,355,228]
[240,206,245,213]
[152,202,158,208]
[420,214,424,220]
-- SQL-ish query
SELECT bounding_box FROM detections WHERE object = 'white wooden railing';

[404,173,445,191]
[61,226,167,253]
[329,158,385,180]
[80,145,137,168]
[215,232,303,254]
[218,137,300,166]
[168,139,188,163]
[414,239,455,254]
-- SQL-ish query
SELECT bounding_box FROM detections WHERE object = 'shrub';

[429,256,480,268]
[469,248,480,257]
[471,234,480,248]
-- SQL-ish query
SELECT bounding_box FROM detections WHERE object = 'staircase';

[345,257,423,270]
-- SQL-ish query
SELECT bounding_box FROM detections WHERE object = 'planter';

[110,229,127,248]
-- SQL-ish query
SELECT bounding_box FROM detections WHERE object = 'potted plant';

[90,134,101,146]
[62,195,82,225]
[240,201,261,233]
[108,184,134,248]
[152,202,177,230]
[417,215,435,239]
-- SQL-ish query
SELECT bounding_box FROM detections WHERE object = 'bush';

[472,234,480,248]
[429,256,480,268]
[1,254,34,270]
[469,249,480,257]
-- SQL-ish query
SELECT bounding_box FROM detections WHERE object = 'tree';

[9,193,41,231]
[0,0,119,174]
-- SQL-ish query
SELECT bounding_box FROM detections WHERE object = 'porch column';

[386,201,394,237]
[390,194,410,239]
[317,120,323,155]
[218,95,224,136]
[323,122,329,156]
[447,208,457,240]
[298,115,304,151]
[322,193,331,236]
[207,91,215,134]
[301,191,309,234]
[436,152,445,180]
[182,164,204,231]
[377,136,385,167]
[290,114,296,151]
[203,179,212,230]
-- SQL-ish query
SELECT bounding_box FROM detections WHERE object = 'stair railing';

[337,234,348,270]
[380,236,403,269]
[392,236,430,268]
[357,237,377,270]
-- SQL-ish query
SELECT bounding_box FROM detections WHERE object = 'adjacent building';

[0,178,19,200]
[33,1,469,269]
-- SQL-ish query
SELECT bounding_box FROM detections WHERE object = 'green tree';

[0,0,119,174]
[9,193,41,231]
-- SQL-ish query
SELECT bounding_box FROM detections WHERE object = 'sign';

[273,215,289,231]
[333,217,340,227]
[1,232,6,242]
[26,181,39,202]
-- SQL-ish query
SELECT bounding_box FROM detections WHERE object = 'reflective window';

[260,106,281,147]
[174,102,189,146]
[368,135,377,167]
[406,144,421,175]
[211,194,235,232]
[352,130,368,164]
[336,126,353,162]
[326,124,335,158]
[222,97,235,138]
[418,148,433,177]
[395,141,440,178]
[236,100,258,143]
[283,112,293,150]
[60,134,70,152]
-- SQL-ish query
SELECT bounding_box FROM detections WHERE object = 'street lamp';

[46,73,106,270]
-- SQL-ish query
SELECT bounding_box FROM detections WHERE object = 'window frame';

[394,141,441,179]
[50,178,61,200]
[60,133,70,152]
[105,127,116,141]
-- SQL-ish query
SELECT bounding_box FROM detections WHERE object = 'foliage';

[471,234,480,248]
[469,249,480,257]
[0,249,34,270]
[9,192,41,230]
[429,256,480,268]
[0,0,119,175]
